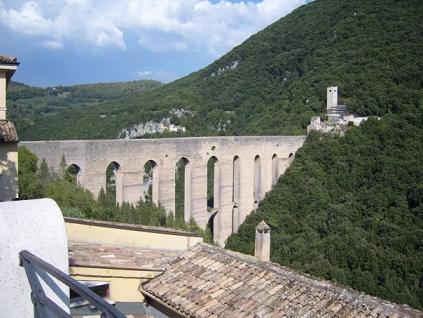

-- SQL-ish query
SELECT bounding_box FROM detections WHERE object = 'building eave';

[0,64,19,70]
[139,287,189,318]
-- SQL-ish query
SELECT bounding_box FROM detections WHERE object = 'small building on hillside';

[0,54,19,201]
[308,86,370,135]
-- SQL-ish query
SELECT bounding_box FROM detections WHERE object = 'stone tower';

[327,86,338,110]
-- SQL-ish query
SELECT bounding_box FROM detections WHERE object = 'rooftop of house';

[69,242,181,271]
[140,243,422,318]
[0,120,19,143]
[65,217,203,237]
[0,54,19,65]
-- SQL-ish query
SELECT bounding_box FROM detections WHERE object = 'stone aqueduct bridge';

[22,136,306,245]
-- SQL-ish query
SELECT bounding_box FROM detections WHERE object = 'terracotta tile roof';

[140,243,423,318]
[0,54,18,65]
[0,120,19,143]
[68,242,181,271]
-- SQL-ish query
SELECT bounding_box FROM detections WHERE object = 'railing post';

[21,258,57,318]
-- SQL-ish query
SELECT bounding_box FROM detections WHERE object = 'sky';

[1,0,309,87]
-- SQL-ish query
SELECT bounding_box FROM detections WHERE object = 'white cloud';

[0,0,306,55]
[136,70,153,77]
[42,39,63,49]
[0,2,53,35]
[135,69,178,83]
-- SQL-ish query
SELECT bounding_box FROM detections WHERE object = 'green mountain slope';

[7,80,161,136]
[12,0,423,140]
[226,114,423,309]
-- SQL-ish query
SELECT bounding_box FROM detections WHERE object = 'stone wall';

[22,136,306,245]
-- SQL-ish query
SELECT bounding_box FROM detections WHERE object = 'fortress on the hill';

[308,86,370,134]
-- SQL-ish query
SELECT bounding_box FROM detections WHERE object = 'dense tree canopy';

[226,114,423,309]
[7,80,161,139]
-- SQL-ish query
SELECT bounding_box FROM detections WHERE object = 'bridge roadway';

[22,135,306,246]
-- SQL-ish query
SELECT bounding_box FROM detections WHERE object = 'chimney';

[255,220,270,261]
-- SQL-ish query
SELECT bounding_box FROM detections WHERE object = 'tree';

[18,147,43,199]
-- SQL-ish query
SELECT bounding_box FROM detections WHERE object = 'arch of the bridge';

[206,155,219,210]
[232,155,241,233]
[106,161,123,204]
[272,154,279,186]
[253,155,262,210]
[65,163,81,185]
[143,159,159,205]
[175,157,192,223]
[206,155,220,237]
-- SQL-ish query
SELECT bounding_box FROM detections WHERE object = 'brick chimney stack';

[255,220,270,262]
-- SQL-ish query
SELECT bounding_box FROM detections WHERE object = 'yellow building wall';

[0,143,18,201]
[70,267,161,302]
[0,71,7,120]
[65,220,203,250]
[66,220,202,304]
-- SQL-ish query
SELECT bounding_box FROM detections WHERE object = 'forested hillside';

[10,0,422,140]
[226,114,423,309]
[7,80,161,137]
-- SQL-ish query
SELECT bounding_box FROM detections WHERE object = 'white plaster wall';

[0,71,6,120]
[0,199,69,317]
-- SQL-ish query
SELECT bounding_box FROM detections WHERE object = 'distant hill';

[9,0,422,140]
[7,80,161,139]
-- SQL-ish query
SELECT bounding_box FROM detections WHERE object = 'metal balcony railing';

[19,250,126,318]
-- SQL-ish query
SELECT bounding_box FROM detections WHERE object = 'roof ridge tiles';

[0,54,19,65]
